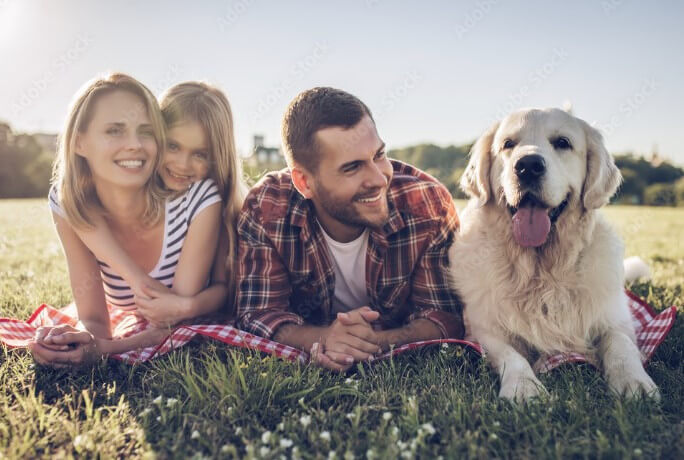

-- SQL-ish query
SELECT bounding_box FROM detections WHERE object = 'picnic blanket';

[0,290,676,372]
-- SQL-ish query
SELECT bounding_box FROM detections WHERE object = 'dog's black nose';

[515,154,546,185]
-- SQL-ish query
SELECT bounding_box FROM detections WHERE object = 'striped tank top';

[48,179,221,308]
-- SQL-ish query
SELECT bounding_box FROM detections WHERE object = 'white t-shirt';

[319,225,371,314]
[48,178,221,309]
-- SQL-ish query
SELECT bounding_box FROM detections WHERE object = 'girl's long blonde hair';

[160,82,247,307]
[51,73,166,229]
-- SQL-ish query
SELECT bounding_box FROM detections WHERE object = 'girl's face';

[159,120,211,191]
[76,90,158,189]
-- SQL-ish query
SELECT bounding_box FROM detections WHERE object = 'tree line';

[1,122,683,205]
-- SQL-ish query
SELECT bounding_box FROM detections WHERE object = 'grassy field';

[0,199,682,459]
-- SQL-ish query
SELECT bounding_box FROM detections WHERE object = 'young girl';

[31,76,244,365]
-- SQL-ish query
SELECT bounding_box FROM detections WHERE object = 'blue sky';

[1,0,682,163]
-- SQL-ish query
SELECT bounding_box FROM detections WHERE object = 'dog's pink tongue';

[512,205,551,247]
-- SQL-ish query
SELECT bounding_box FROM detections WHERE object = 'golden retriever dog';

[449,108,659,402]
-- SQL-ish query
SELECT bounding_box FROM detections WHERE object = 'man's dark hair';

[281,87,373,172]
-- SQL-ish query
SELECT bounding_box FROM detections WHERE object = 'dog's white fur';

[449,108,658,402]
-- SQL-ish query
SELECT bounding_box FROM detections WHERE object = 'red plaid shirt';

[236,160,464,340]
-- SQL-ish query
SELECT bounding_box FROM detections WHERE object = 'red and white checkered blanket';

[0,290,676,372]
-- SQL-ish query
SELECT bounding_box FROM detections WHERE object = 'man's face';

[307,115,393,242]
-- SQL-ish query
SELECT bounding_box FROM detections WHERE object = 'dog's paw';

[607,368,660,400]
[499,374,547,403]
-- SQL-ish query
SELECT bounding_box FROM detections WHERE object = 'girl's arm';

[134,202,225,326]
[69,214,166,295]
[135,226,230,326]
[51,212,112,339]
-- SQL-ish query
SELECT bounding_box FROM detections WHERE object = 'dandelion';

[299,415,312,427]
[152,395,163,405]
[421,423,436,435]
[261,431,272,444]
[382,412,392,421]
[280,438,293,448]
[166,398,178,407]
[260,446,271,457]
[191,430,200,440]
[320,431,331,442]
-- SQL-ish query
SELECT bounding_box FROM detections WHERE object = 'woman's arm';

[51,212,111,339]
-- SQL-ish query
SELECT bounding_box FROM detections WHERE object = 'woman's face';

[159,120,211,191]
[76,90,158,189]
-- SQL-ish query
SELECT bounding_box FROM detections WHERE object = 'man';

[236,87,463,371]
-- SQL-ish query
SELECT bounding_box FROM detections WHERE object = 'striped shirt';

[236,160,464,340]
[48,179,221,309]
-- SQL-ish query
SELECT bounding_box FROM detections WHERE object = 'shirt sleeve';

[235,199,304,339]
[407,190,465,339]
[187,179,222,223]
[47,185,67,218]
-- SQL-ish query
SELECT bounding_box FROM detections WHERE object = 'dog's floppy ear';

[461,121,499,204]
[581,120,622,210]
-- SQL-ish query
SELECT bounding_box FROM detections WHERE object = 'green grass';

[1,199,682,459]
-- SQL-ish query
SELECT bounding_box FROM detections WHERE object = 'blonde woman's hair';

[51,73,167,229]
[160,82,247,308]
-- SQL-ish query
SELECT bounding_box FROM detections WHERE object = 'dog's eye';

[503,139,516,150]
[551,137,572,150]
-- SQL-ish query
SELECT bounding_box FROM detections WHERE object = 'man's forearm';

[375,318,442,351]
[273,323,329,351]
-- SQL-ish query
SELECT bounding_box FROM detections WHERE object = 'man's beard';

[314,179,389,230]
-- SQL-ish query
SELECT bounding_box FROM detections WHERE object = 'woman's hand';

[133,284,191,328]
[29,325,101,367]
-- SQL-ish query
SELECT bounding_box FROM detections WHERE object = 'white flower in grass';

[345,413,355,420]
[73,434,94,451]
[400,452,413,460]
[235,427,243,435]
[493,421,501,427]
[421,423,436,435]
[261,431,272,444]
[221,444,232,453]
[292,446,302,460]
[260,446,271,457]
[279,438,293,448]
[634,448,643,457]
[382,412,392,421]
[320,431,331,442]
[166,398,178,407]
[191,430,200,440]
[299,415,311,427]
[156,416,162,422]
[277,422,285,431]
[298,397,305,405]
[489,433,498,441]
[327,451,337,460]
[397,441,408,451]
[366,448,377,459]
[343,451,355,460]
[391,426,400,437]
[152,395,163,405]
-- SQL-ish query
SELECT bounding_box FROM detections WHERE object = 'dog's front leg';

[478,332,546,402]
[598,328,660,400]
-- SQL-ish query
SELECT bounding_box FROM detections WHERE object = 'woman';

[31,73,223,366]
